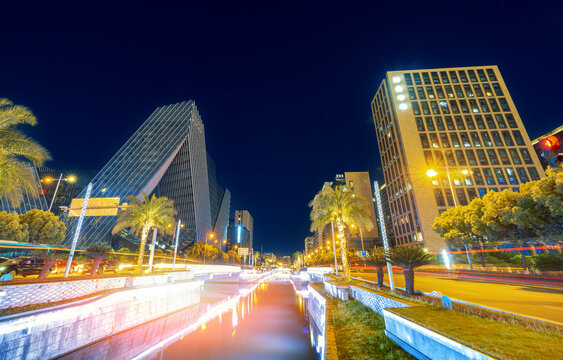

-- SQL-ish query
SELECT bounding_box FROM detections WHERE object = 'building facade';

[371,66,544,251]
[234,209,253,250]
[64,101,213,248]
[335,172,380,252]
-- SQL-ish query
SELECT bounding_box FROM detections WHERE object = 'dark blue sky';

[1,1,561,255]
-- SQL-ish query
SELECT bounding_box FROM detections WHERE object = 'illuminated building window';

[528,167,540,180]
[483,168,496,185]
[435,117,445,130]
[486,68,497,81]
[440,71,450,84]
[509,149,522,164]
[520,148,534,164]
[473,84,484,97]
[477,149,489,165]
[498,149,511,165]
[450,133,461,148]
[425,117,435,131]
[492,83,504,96]
[413,73,422,85]
[481,131,492,146]
[488,149,499,165]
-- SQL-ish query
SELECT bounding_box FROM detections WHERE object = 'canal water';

[162,283,316,360]
[57,280,317,360]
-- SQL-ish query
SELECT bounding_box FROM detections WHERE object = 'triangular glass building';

[64,101,217,248]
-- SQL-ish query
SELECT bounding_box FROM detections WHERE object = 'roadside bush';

[530,253,563,271]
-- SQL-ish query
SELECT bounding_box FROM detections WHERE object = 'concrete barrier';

[0,280,203,360]
[349,285,410,316]
[383,309,495,360]
[308,284,338,360]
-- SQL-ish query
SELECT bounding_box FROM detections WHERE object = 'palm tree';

[387,246,432,295]
[309,185,373,280]
[34,249,63,280]
[112,192,177,268]
[366,247,387,287]
[86,243,113,276]
[0,99,51,208]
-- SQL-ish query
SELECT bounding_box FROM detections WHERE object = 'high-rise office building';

[234,210,253,250]
[371,66,544,251]
[64,101,213,248]
[207,154,231,250]
[531,125,563,170]
[334,172,380,252]
[0,163,48,214]
[304,236,314,257]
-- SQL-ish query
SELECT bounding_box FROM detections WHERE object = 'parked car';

[79,259,120,274]
[0,257,55,277]
[53,258,79,274]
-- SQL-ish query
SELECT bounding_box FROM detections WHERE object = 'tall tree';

[112,192,177,268]
[0,99,51,208]
[433,201,487,269]
[0,211,29,242]
[309,185,373,280]
[19,209,66,244]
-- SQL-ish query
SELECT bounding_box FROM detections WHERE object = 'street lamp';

[43,173,77,212]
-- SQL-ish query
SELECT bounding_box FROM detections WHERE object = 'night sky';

[1,1,561,255]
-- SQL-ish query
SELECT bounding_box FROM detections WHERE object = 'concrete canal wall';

[0,280,203,360]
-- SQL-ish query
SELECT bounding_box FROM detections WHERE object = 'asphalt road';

[352,270,563,325]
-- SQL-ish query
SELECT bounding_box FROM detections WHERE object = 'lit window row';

[403,68,497,86]
[419,130,526,149]
[415,114,518,131]
[411,98,510,115]
[422,147,534,167]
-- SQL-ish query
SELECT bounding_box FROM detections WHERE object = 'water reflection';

[162,283,316,360]
[56,277,317,360]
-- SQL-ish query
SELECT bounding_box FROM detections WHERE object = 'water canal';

[56,276,319,360]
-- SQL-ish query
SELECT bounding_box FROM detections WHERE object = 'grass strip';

[314,285,413,360]
[389,306,563,360]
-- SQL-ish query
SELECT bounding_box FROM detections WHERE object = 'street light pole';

[65,182,92,278]
[172,220,181,271]
[48,173,64,212]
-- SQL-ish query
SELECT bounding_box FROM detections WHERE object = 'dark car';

[0,257,55,277]
[80,259,120,274]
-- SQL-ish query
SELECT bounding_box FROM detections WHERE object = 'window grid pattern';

[403,67,540,210]
[64,101,212,247]
[371,82,421,247]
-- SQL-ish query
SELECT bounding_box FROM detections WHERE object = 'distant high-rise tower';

[371,66,544,251]
[64,101,212,248]
[334,172,380,251]
[234,210,253,250]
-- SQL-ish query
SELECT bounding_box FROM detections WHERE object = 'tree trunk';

[376,266,384,287]
[478,240,486,270]
[403,269,414,295]
[520,242,528,272]
[337,221,350,280]
[137,225,151,269]
[91,257,103,276]
[38,260,56,280]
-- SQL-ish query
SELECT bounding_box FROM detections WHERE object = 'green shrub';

[531,253,563,271]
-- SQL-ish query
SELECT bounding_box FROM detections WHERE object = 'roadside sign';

[68,197,120,217]
[238,247,249,256]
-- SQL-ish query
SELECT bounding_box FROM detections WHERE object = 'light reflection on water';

[161,282,316,360]
[55,279,317,360]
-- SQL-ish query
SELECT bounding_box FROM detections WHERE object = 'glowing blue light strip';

[374,181,394,291]
[237,225,241,244]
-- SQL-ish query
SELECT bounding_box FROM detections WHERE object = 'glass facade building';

[371,66,544,251]
[64,101,213,248]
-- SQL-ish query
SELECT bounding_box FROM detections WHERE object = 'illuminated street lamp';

[43,173,77,212]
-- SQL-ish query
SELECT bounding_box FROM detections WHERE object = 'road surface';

[352,270,563,324]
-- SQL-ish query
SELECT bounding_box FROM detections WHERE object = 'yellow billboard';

[68,197,121,217]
